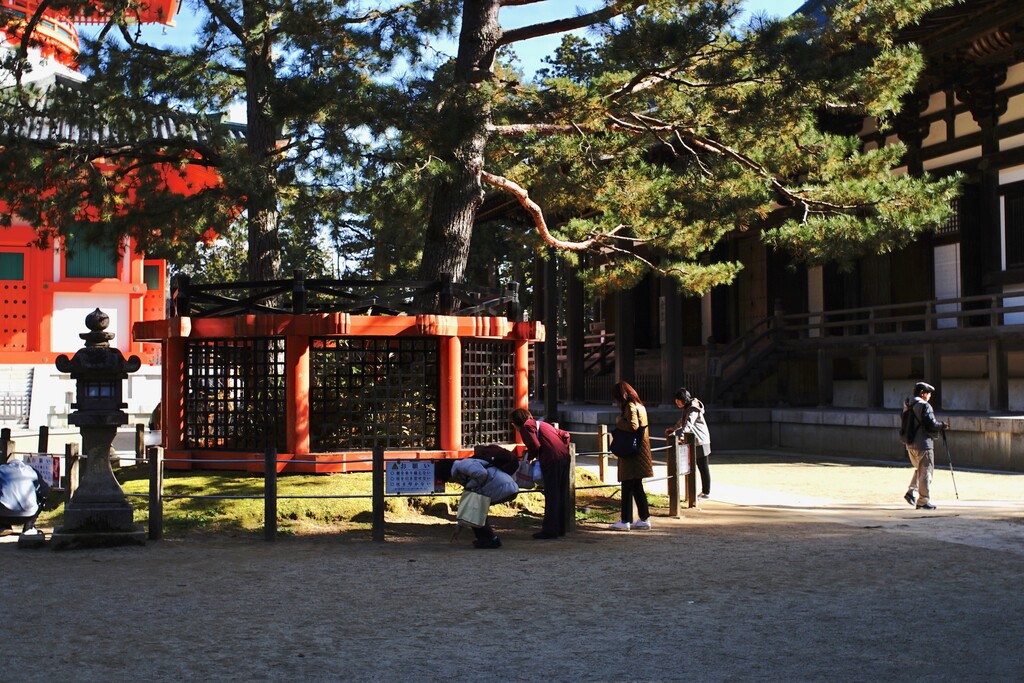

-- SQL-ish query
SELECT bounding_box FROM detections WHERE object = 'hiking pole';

[941,428,960,500]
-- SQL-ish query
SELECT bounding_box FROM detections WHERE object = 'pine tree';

[370,0,960,294]
[1,0,961,297]
[0,0,449,281]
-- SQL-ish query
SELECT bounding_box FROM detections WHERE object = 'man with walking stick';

[902,381,949,510]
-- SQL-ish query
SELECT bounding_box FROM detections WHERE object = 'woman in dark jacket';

[510,408,571,539]
[610,381,653,531]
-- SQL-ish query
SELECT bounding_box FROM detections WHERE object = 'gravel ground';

[3,451,1023,682]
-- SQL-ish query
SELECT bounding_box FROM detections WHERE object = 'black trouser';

[541,457,570,536]
[620,478,650,523]
[696,454,711,495]
[472,524,495,541]
[0,510,40,532]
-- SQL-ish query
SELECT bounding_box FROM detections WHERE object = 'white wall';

[51,293,131,356]
[29,363,162,430]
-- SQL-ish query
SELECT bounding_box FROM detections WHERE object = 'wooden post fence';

[565,443,577,533]
[148,446,164,540]
[135,424,146,463]
[64,442,80,502]
[264,447,277,542]
[667,431,698,515]
[1,427,12,464]
[597,424,609,482]
[372,446,385,542]
[685,432,697,508]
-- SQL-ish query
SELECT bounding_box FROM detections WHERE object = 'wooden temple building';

[545,0,1024,471]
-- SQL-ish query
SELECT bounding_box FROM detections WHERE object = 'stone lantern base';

[50,493,146,548]
[50,515,147,549]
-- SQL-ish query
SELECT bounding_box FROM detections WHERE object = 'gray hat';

[914,381,936,395]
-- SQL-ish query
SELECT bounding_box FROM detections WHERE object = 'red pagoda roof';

[3,0,181,26]
[1,0,182,68]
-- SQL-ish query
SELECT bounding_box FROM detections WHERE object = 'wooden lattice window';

[0,252,25,280]
[64,233,118,278]
[935,195,961,238]
[461,340,517,445]
[309,337,440,452]
[183,338,286,451]
[144,264,161,290]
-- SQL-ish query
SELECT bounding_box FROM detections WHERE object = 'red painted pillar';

[286,335,310,460]
[514,338,530,411]
[513,338,530,448]
[163,335,186,456]
[34,249,53,357]
[440,335,462,453]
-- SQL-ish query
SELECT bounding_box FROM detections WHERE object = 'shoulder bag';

[610,424,646,458]
[456,490,491,528]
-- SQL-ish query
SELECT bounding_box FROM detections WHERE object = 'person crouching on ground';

[509,408,571,539]
[435,453,519,549]
[666,387,712,499]
[0,460,50,537]
[610,381,654,531]
[903,381,948,511]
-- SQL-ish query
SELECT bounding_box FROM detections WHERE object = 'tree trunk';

[418,0,502,284]
[244,0,282,283]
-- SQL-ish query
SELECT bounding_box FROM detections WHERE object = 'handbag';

[456,490,491,528]
[515,458,535,489]
[610,424,646,458]
[530,460,543,487]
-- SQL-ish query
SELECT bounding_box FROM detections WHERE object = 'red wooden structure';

[134,311,544,473]
[0,0,215,368]
[1,0,181,68]
[0,222,165,364]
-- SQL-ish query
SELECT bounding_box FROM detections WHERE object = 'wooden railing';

[709,291,1024,400]
[172,271,523,319]
[555,330,616,375]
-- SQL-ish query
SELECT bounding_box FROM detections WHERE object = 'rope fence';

[3,423,696,543]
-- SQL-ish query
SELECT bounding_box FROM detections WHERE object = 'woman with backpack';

[609,381,654,531]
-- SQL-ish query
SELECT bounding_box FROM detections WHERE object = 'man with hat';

[903,381,948,510]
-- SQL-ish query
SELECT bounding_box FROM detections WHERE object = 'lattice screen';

[309,337,441,451]
[461,340,516,445]
[183,338,286,451]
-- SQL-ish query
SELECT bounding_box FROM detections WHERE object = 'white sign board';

[24,455,61,487]
[385,460,436,495]
[676,443,691,475]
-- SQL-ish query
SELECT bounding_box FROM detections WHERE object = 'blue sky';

[101,1,806,121]
[502,0,806,75]
[130,0,807,75]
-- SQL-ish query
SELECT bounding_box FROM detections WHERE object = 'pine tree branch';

[497,0,646,48]
[201,0,244,42]
[479,170,626,251]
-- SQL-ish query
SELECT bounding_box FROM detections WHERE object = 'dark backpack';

[898,401,918,445]
[472,445,520,476]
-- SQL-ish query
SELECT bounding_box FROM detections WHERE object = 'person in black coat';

[903,381,948,510]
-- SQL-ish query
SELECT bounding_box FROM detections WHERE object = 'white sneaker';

[609,520,631,531]
[632,519,651,530]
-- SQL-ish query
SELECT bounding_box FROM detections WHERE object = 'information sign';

[385,460,436,495]
[24,455,61,487]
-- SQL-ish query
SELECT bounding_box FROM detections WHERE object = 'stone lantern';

[51,309,145,548]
